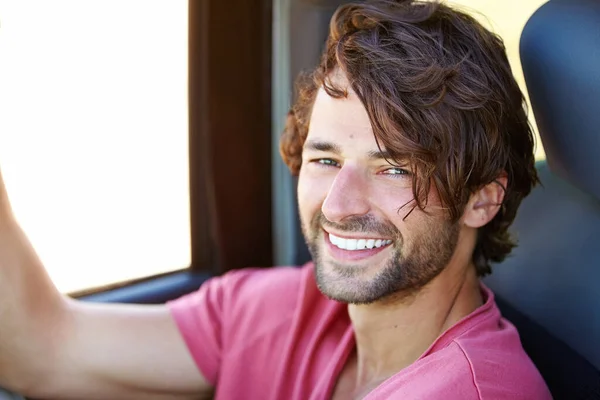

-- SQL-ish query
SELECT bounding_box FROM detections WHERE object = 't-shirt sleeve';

[166,270,252,385]
[166,266,305,387]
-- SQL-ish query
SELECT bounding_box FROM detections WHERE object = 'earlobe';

[463,176,508,228]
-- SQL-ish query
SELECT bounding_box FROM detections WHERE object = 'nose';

[321,165,370,223]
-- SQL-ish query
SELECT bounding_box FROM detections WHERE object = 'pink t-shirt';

[167,263,551,399]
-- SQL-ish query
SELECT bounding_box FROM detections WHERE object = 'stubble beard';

[303,211,460,305]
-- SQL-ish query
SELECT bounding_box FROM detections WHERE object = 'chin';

[314,258,402,305]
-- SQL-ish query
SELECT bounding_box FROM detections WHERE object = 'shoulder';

[452,317,552,400]
[439,284,551,399]
[370,338,550,400]
[169,263,315,322]
[165,263,320,384]
[369,287,551,400]
[368,342,481,399]
[217,264,313,321]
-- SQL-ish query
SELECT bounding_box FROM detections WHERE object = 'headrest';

[520,0,600,200]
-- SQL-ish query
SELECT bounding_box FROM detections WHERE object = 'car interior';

[0,0,598,399]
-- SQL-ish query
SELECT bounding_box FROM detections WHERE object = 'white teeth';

[329,233,392,251]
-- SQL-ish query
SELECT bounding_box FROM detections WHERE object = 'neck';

[347,257,483,394]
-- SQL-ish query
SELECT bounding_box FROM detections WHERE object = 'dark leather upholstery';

[519,0,600,200]
[485,0,600,398]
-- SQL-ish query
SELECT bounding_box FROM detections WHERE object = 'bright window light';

[0,0,191,293]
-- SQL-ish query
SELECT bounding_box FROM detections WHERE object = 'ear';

[463,175,508,228]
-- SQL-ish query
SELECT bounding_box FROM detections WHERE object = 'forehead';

[307,79,378,150]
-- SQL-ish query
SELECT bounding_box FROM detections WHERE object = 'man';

[0,0,551,399]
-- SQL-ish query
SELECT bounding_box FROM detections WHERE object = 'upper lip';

[323,228,392,241]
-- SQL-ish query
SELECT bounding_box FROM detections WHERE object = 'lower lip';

[324,231,391,261]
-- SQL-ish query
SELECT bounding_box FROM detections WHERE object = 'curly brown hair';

[280,0,539,276]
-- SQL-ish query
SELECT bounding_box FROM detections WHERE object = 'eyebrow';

[303,140,341,154]
[304,139,395,162]
[367,149,393,161]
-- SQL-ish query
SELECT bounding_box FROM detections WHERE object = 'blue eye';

[315,158,340,167]
[382,167,410,176]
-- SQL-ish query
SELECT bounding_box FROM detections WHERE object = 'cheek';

[371,185,415,221]
[297,168,330,221]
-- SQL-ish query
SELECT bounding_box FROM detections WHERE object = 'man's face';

[297,80,461,304]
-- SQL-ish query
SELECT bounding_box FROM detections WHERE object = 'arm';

[39,300,214,400]
[0,172,213,399]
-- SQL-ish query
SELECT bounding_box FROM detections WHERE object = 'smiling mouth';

[328,232,393,251]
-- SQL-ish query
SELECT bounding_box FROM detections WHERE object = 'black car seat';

[484,0,600,398]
